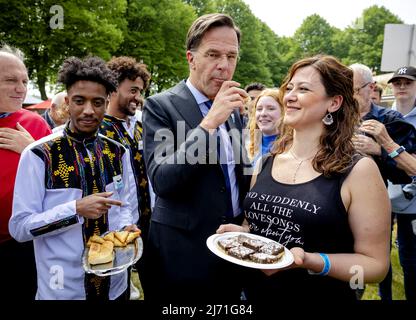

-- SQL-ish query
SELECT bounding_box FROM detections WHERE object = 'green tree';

[259,23,287,87]
[293,14,339,57]
[0,0,126,99]
[341,5,403,72]
[271,36,300,86]
[183,0,217,16]
[118,0,196,94]
[216,0,273,87]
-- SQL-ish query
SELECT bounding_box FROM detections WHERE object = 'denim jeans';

[396,213,416,301]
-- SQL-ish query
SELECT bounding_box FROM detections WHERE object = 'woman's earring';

[322,112,334,126]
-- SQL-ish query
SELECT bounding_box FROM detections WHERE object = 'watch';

[388,145,406,158]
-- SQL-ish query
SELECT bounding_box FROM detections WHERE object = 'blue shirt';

[261,134,277,156]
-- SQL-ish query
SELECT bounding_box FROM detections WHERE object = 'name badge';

[113,174,123,191]
[138,140,143,151]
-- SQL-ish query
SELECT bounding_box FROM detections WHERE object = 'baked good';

[113,237,125,247]
[114,231,129,245]
[259,242,284,256]
[126,231,141,244]
[241,238,266,250]
[237,234,251,244]
[218,237,240,251]
[103,232,114,242]
[250,252,280,264]
[87,234,105,247]
[86,230,141,266]
[88,240,114,265]
[218,234,285,264]
[227,245,255,260]
[89,242,101,254]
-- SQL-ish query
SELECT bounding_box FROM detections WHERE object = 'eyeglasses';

[354,82,372,94]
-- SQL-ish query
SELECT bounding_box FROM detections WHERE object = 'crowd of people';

[0,12,416,302]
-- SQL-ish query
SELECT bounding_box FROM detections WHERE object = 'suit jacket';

[142,80,250,301]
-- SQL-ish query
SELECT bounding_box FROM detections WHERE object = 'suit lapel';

[171,81,203,129]
[171,82,248,170]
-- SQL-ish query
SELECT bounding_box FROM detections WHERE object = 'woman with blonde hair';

[247,88,282,164]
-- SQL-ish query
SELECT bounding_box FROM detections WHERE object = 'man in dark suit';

[142,13,250,302]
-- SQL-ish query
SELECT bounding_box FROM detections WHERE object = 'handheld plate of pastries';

[82,230,143,276]
[206,232,294,270]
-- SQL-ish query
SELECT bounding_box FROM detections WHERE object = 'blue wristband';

[308,253,331,276]
[388,145,405,158]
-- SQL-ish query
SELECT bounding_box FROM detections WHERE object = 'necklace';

[289,149,315,183]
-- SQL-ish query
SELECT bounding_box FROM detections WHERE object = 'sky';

[242,0,416,37]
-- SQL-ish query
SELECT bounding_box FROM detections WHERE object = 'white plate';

[206,232,294,270]
[82,236,143,277]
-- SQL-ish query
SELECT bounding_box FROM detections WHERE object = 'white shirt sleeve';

[9,148,83,242]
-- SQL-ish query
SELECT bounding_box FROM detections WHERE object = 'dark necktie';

[205,100,234,218]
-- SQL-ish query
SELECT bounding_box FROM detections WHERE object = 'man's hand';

[76,191,122,219]
[200,81,249,131]
[359,120,394,148]
[352,134,382,156]
[123,224,140,232]
[0,122,35,154]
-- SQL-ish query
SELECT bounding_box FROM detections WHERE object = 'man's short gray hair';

[51,91,67,106]
[349,63,374,83]
[0,43,25,62]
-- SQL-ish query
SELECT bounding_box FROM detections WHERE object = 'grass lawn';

[131,269,144,300]
[363,223,405,300]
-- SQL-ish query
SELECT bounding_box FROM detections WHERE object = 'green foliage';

[0,0,127,99]
[293,14,339,57]
[258,24,287,87]
[117,0,196,94]
[340,5,403,72]
[182,0,217,16]
[216,0,273,88]
[0,1,407,97]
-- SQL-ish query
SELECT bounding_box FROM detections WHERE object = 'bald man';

[0,44,51,300]
[42,91,68,129]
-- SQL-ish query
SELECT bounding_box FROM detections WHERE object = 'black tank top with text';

[243,155,358,301]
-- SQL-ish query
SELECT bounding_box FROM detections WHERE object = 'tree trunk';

[37,74,48,100]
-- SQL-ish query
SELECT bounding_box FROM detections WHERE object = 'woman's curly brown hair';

[272,55,360,176]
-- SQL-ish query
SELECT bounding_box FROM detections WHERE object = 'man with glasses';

[350,64,416,300]
[142,13,250,301]
[350,63,413,185]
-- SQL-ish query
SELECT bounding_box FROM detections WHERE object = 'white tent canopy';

[23,94,43,105]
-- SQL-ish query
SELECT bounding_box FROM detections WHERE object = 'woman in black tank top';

[217,55,391,301]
